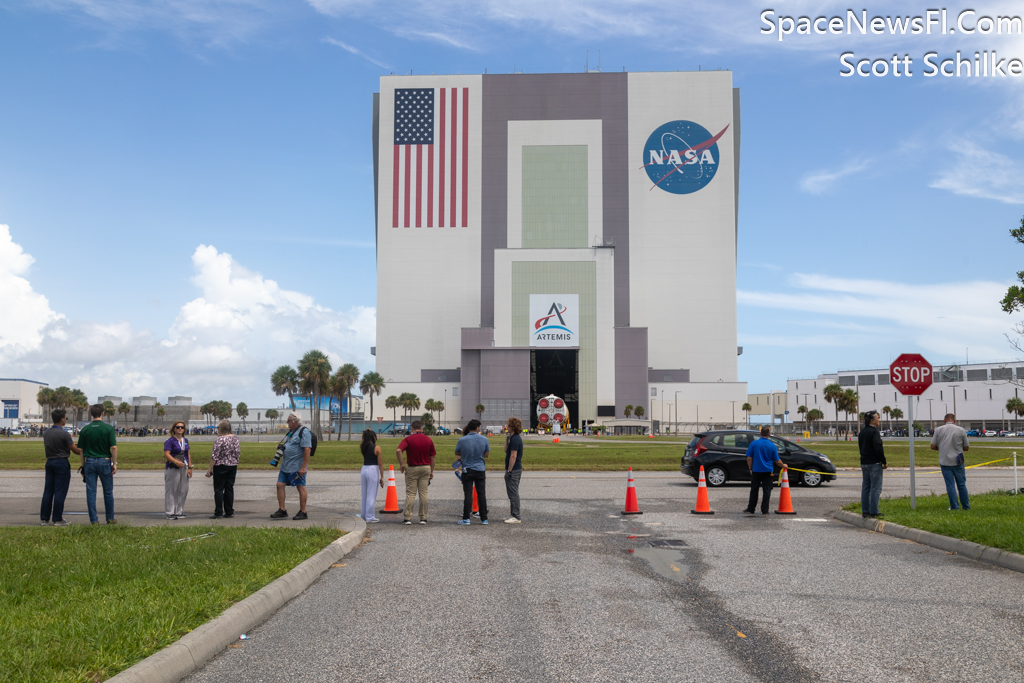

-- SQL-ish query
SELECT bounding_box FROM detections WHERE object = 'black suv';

[681,430,837,487]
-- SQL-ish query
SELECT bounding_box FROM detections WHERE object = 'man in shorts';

[271,414,311,521]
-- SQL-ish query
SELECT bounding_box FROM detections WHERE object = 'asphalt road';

[149,467,1024,683]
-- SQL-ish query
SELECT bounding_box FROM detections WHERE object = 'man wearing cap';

[858,410,887,518]
[930,413,970,510]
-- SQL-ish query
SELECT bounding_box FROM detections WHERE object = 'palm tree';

[359,371,386,423]
[806,408,824,433]
[797,405,807,425]
[475,403,485,421]
[635,405,645,420]
[36,387,54,420]
[271,365,300,412]
[841,389,858,437]
[236,402,249,432]
[102,401,115,423]
[385,395,399,426]
[623,404,633,419]
[118,401,131,425]
[1006,397,1024,431]
[424,398,437,424]
[433,401,445,430]
[882,405,892,432]
[336,363,360,441]
[741,402,752,427]
[68,393,86,423]
[298,350,332,436]
[156,402,166,421]
[823,383,844,440]
[890,407,904,432]
[265,408,279,425]
[399,393,421,423]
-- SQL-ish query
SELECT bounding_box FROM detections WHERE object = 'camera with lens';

[270,441,286,467]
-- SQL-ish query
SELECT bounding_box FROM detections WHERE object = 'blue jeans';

[861,463,884,516]
[941,464,970,510]
[41,459,71,522]
[84,457,114,523]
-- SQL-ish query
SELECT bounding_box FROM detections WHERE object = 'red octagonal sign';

[890,354,933,396]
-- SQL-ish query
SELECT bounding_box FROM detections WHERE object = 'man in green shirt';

[77,404,118,524]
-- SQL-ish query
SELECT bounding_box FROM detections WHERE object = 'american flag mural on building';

[392,87,470,228]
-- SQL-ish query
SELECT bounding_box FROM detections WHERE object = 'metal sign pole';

[908,395,916,510]
[1014,451,1018,494]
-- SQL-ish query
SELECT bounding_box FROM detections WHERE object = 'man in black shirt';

[858,410,887,519]
[41,409,83,526]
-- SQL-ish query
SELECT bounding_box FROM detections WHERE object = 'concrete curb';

[832,509,1024,574]
[107,517,367,683]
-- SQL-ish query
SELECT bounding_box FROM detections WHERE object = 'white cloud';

[738,273,1013,361]
[0,228,376,406]
[799,159,870,195]
[324,37,391,69]
[929,140,1024,205]
[0,224,64,356]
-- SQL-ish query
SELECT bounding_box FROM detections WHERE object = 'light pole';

[731,400,736,427]
[674,391,682,435]
[949,384,959,423]
[444,389,447,433]
[926,399,933,433]
[257,412,261,443]
[661,390,665,435]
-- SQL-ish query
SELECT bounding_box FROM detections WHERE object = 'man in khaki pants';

[396,420,436,525]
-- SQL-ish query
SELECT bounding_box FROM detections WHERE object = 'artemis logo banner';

[530,294,579,347]
[641,120,728,194]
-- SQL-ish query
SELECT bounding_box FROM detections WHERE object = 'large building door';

[530,349,579,429]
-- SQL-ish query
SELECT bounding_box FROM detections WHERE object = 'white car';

[982,430,997,437]
[9,429,23,435]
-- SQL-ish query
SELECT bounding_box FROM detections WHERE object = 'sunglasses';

[174,425,185,430]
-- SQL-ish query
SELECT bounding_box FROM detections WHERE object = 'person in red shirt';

[396,420,436,524]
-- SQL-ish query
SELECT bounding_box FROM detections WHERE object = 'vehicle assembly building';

[371,70,747,430]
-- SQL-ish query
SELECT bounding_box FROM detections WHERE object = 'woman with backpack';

[359,429,384,523]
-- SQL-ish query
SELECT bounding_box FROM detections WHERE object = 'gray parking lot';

[5,468,1022,681]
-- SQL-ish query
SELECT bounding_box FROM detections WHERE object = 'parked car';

[681,430,837,487]
[434,426,451,435]
[982,430,997,437]
[9,429,23,436]
[998,430,1015,437]
[966,429,980,437]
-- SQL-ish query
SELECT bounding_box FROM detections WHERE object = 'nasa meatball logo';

[641,120,729,194]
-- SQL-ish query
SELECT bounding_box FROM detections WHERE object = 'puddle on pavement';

[629,545,692,582]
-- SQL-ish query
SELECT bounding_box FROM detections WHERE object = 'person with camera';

[271,414,311,521]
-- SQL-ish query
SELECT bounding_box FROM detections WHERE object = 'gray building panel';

[460,349,482,425]
[858,375,875,386]
[480,72,630,327]
[480,349,531,400]
[966,369,988,381]
[648,369,690,383]
[461,327,494,350]
[372,92,380,256]
[615,327,649,417]
[991,367,1012,381]
[420,369,462,383]
[732,87,741,260]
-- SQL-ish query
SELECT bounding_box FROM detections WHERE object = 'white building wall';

[648,381,748,426]
[789,364,1024,428]
[627,71,738,383]
[376,75,483,383]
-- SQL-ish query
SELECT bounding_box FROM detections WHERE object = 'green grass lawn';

[2,436,1020,471]
[0,525,342,683]
[844,491,1024,555]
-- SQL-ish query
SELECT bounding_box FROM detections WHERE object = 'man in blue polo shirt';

[743,426,786,516]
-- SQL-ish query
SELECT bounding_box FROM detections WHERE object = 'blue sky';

[1,1,1023,406]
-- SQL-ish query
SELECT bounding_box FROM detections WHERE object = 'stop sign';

[890,354,932,395]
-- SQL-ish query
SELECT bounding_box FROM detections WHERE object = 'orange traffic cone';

[622,467,643,515]
[691,465,715,515]
[775,469,796,515]
[648,431,654,439]
[380,465,400,514]
[553,435,559,443]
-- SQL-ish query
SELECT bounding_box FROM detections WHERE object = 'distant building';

[0,378,48,427]
[131,396,157,407]
[98,396,122,405]
[789,361,1024,431]
[167,396,193,406]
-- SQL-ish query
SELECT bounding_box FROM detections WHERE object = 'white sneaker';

[367,519,380,523]
[504,517,521,524]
